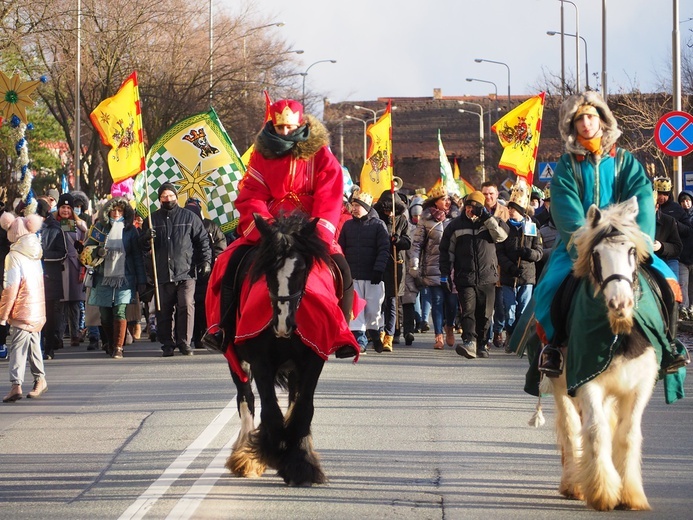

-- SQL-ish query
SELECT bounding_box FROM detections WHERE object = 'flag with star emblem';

[89,71,146,183]
[134,108,245,234]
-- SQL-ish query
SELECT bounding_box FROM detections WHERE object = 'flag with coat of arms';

[134,108,245,234]
[359,102,393,199]
[491,92,545,186]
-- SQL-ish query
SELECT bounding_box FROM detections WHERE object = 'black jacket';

[41,214,67,301]
[655,210,682,262]
[373,194,411,297]
[338,208,390,281]
[659,197,692,241]
[439,211,509,287]
[140,204,212,283]
[497,220,543,286]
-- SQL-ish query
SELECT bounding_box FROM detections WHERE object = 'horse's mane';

[250,213,331,281]
[572,202,651,279]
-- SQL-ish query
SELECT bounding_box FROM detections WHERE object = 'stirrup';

[201,325,226,354]
[665,346,690,375]
[538,344,564,378]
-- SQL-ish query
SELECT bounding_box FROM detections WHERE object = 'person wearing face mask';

[140,184,211,357]
[86,197,147,359]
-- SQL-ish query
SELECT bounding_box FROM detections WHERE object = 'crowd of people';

[2,92,690,402]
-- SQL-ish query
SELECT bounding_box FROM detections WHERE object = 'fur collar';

[254,114,330,160]
[97,197,135,227]
[558,91,622,156]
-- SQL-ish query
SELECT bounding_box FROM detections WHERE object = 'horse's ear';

[302,217,320,236]
[253,213,272,236]
[586,204,601,227]
[623,196,639,222]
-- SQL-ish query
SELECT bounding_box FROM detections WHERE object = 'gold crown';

[653,176,672,192]
[509,178,530,210]
[427,184,447,199]
[351,188,373,207]
[273,105,302,126]
[543,184,551,200]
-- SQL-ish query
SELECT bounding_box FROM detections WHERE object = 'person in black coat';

[654,203,683,276]
[373,190,411,350]
[338,189,390,353]
[36,198,67,359]
[677,190,693,318]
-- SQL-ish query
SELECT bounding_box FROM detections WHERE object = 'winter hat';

[350,188,373,212]
[35,199,51,218]
[498,190,510,203]
[409,196,424,217]
[57,193,75,208]
[465,191,485,207]
[47,188,60,202]
[158,182,178,199]
[0,212,43,243]
[184,201,203,220]
[678,191,692,204]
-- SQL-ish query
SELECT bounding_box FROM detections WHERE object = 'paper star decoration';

[0,71,41,124]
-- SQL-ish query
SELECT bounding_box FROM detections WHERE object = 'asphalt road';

[1,332,692,519]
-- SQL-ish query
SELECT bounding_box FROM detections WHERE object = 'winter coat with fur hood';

[86,198,146,306]
[373,192,411,297]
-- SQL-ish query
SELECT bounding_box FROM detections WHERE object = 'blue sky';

[232,0,690,102]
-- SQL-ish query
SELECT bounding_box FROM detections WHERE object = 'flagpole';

[143,171,161,312]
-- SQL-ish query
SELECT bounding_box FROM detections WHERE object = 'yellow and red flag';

[90,72,145,183]
[359,102,393,200]
[491,92,545,186]
[453,159,475,196]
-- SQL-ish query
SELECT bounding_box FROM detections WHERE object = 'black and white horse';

[224,213,332,486]
[544,197,660,511]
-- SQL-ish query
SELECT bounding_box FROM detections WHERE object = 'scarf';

[102,218,126,288]
[258,122,310,157]
[429,208,447,222]
[577,135,603,156]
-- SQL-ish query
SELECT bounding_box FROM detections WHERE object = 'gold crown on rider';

[270,99,303,127]
[427,184,448,200]
[573,103,600,121]
[653,176,672,193]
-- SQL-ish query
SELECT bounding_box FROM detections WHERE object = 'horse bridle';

[269,290,304,306]
[590,231,639,294]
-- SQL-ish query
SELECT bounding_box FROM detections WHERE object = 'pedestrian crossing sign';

[538,162,556,182]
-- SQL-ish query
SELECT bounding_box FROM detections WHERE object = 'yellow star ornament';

[0,71,41,124]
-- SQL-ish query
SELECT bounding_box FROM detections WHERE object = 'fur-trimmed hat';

[270,99,304,127]
[158,182,178,199]
[0,212,42,243]
[350,188,373,212]
[465,191,485,207]
[559,91,621,155]
[409,196,424,217]
[70,190,90,210]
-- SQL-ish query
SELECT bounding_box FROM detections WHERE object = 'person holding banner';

[205,99,357,359]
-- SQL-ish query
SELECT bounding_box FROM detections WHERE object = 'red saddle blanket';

[223,260,361,382]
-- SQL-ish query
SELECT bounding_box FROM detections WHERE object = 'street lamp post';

[458,108,485,183]
[559,0,580,93]
[345,115,368,164]
[474,58,511,108]
[466,78,498,136]
[547,31,590,90]
[301,59,337,106]
[602,0,607,99]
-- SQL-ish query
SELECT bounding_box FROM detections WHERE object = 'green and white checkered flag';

[134,108,245,234]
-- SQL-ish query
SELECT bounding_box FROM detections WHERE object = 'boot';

[433,334,444,350]
[492,331,505,349]
[3,384,22,403]
[444,326,455,347]
[27,378,47,398]
[368,329,384,353]
[538,344,563,377]
[131,322,142,340]
[112,319,127,359]
[382,334,394,352]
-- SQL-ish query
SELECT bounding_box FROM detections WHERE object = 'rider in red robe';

[205,99,357,363]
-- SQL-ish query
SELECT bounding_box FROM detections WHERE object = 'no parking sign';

[654,111,693,157]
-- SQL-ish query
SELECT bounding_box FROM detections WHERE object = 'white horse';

[543,197,659,511]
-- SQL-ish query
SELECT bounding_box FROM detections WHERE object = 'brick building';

[323,90,689,194]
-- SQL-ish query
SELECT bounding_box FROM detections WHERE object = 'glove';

[137,284,148,296]
[370,271,383,285]
[96,247,107,258]
[74,241,84,254]
[390,234,400,246]
[520,247,533,260]
[507,250,521,262]
[147,228,157,239]
[197,262,211,278]
[478,207,492,223]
